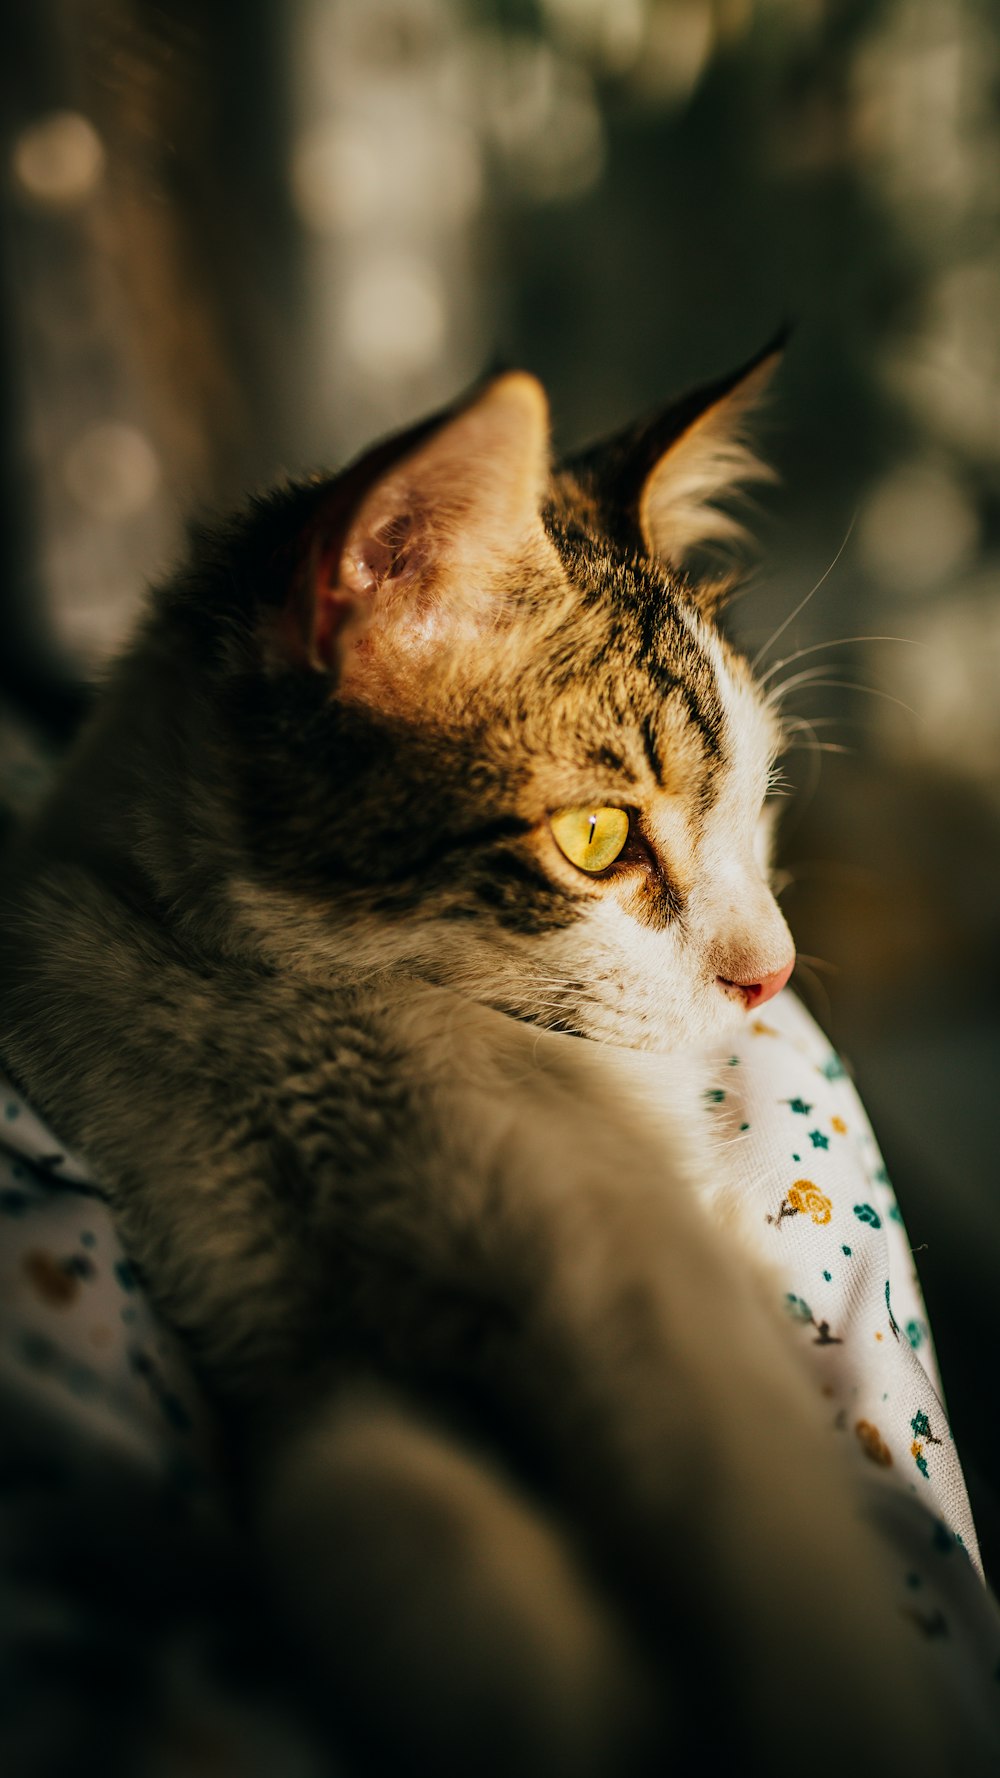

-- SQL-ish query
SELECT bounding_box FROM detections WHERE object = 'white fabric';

[705,989,981,1568]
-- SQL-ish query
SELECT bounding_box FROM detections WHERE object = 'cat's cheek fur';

[528,907,751,1050]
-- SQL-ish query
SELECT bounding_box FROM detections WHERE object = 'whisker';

[750,512,858,671]
[791,957,833,1027]
[778,714,822,764]
[764,665,848,702]
[783,715,866,729]
[758,634,922,691]
[765,667,919,719]
[780,714,854,756]
[776,713,825,804]
[783,740,853,755]
[772,677,919,719]
[795,952,839,977]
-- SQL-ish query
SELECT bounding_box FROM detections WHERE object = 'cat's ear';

[282,373,551,685]
[570,332,785,578]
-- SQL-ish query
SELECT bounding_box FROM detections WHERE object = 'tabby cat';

[0,348,982,1776]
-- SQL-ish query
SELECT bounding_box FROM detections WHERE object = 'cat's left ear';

[569,331,785,580]
[280,372,552,687]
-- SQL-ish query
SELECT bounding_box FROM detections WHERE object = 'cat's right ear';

[567,332,785,575]
[275,373,552,691]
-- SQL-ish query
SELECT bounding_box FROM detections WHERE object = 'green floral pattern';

[698,991,1000,1715]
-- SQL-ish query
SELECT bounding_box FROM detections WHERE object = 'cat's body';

[0,358,990,1774]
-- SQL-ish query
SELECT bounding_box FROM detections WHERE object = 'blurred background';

[1,0,998,1572]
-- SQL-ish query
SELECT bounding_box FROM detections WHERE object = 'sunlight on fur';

[0,344,993,1778]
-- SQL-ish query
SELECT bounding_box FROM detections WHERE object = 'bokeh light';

[11,110,104,208]
[63,422,161,522]
[857,461,979,593]
[341,250,448,376]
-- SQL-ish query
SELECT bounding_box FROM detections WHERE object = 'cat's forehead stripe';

[690,614,777,811]
[631,602,729,812]
[639,713,664,784]
[631,590,725,756]
[580,745,637,783]
[542,521,730,805]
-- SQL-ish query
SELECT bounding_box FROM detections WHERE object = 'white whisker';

[758,634,922,691]
[750,512,858,671]
[770,676,919,719]
[796,951,839,978]
[764,664,848,703]
[792,957,834,1027]
[784,715,865,729]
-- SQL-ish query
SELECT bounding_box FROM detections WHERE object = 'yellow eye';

[550,806,630,874]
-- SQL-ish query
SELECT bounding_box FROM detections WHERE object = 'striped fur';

[0,364,977,1778]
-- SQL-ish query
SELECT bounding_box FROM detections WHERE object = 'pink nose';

[717,957,795,1011]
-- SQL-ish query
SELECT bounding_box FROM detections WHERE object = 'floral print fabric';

[0,1079,216,1497]
[704,990,1000,1740]
[706,990,978,1561]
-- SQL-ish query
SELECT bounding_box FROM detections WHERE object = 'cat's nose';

[717,957,794,1010]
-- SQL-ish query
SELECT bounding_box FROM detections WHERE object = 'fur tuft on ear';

[638,346,780,566]
[567,331,786,578]
[281,373,552,687]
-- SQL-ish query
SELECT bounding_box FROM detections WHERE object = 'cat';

[0,346,988,1777]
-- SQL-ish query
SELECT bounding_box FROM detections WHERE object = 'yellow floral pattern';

[787,1180,832,1226]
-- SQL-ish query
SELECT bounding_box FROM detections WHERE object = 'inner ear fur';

[567,331,786,587]
[281,373,553,680]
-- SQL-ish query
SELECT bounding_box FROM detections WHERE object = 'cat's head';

[163,345,795,1052]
